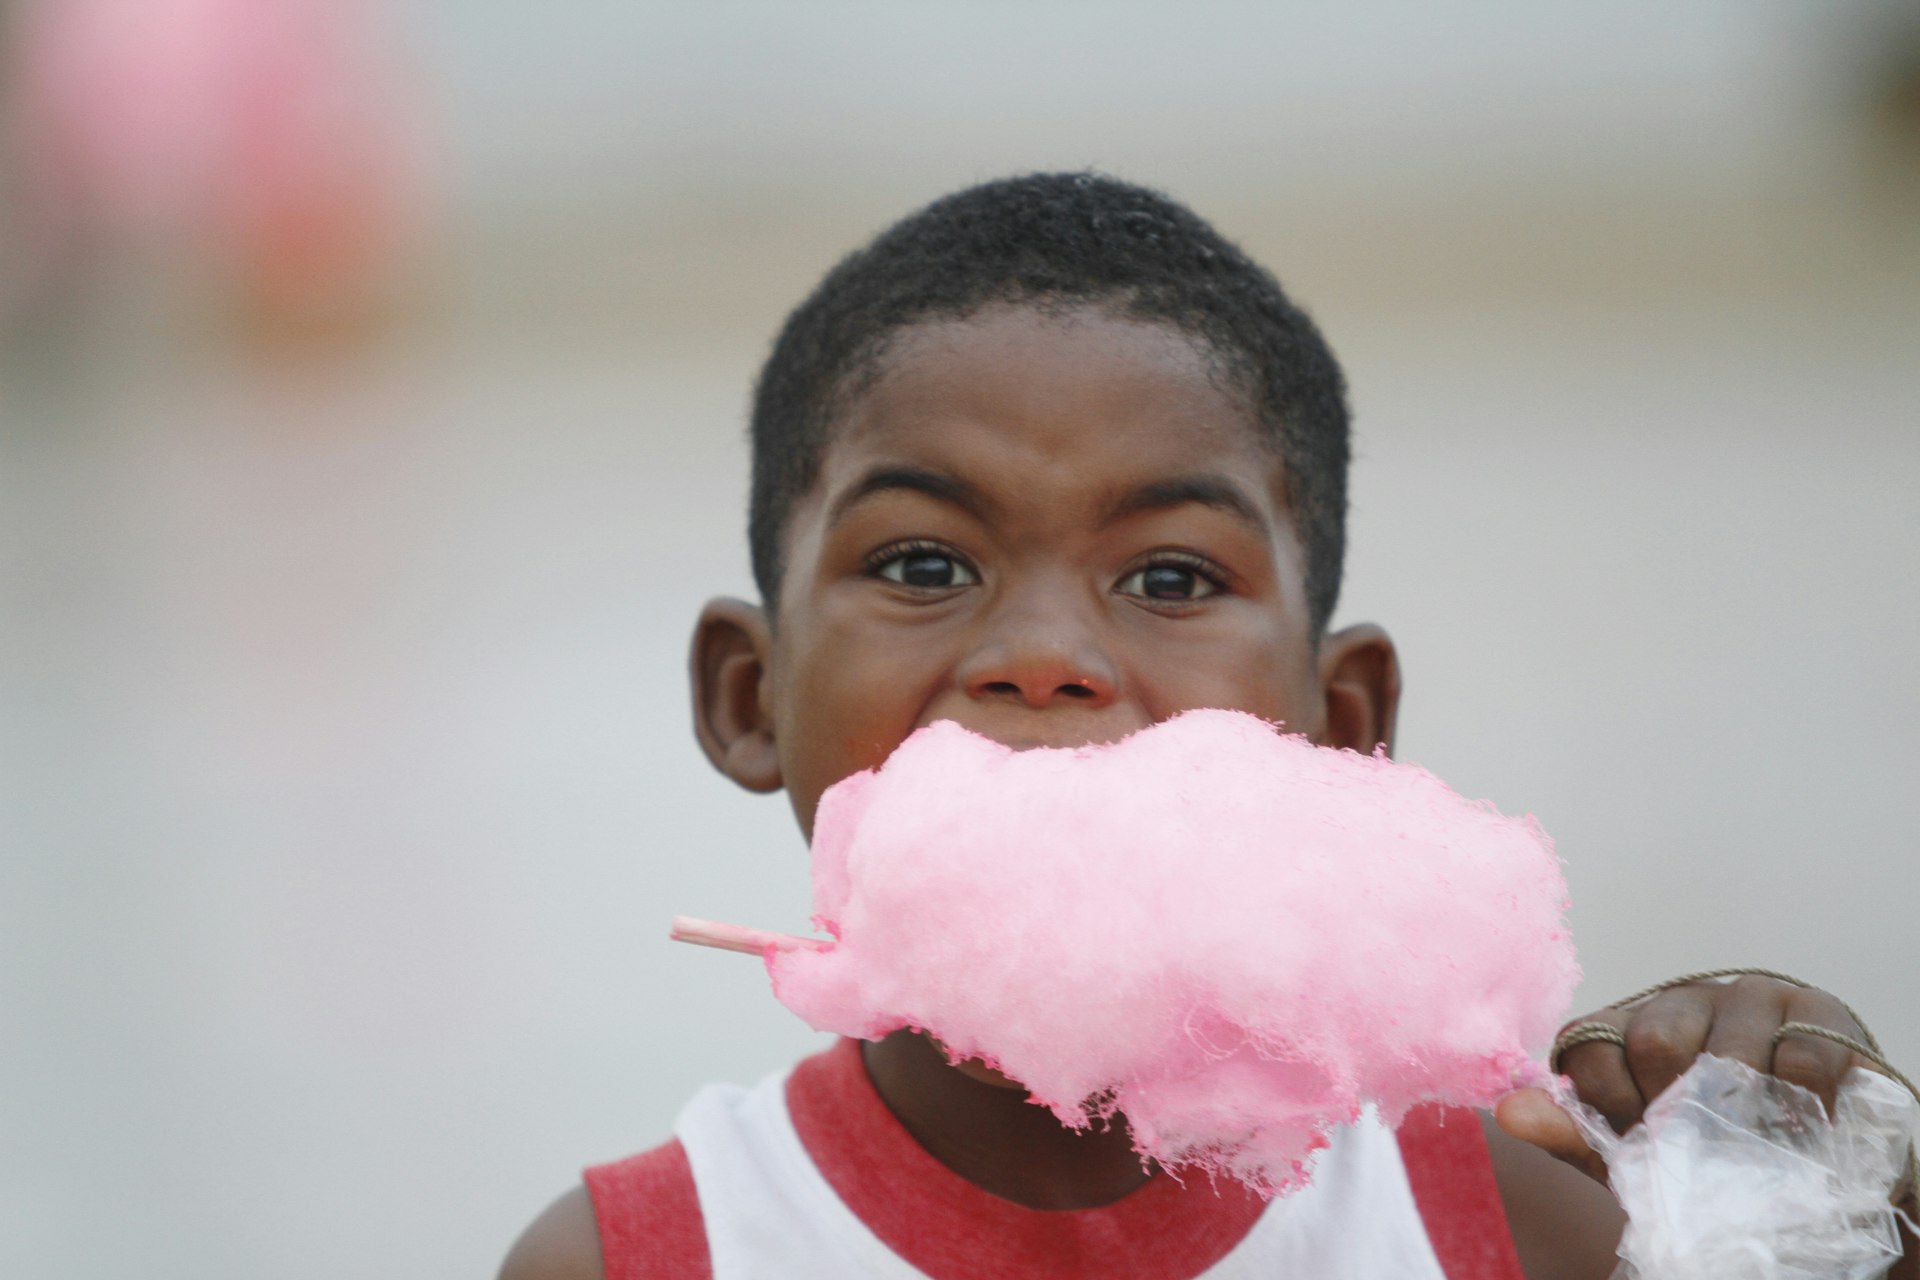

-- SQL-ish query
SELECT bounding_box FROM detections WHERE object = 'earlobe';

[1317,623,1401,756]
[690,597,783,793]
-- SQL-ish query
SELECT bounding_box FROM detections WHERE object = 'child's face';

[694,302,1397,836]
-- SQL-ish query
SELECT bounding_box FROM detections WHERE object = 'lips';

[912,712,1147,754]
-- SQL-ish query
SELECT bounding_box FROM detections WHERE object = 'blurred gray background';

[3,2,1918,1275]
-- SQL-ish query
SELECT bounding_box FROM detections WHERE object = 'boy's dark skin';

[505,302,1913,1280]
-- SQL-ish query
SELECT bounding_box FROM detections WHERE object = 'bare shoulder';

[499,1186,605,1280]
[1478,1112,1624,1280]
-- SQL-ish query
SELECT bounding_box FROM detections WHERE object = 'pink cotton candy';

[767,709,1579,1197]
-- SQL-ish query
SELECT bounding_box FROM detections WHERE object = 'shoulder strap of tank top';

[582,1138,712,1280]
[1396,1104,1527,1280]
[676,1068,929,1278]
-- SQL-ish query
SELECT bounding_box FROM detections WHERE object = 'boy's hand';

[1495,974,1871,1182]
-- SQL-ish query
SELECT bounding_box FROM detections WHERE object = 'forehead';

[825,304,1281,501]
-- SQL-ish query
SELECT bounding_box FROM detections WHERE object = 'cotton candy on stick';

[688,709,1580,1197]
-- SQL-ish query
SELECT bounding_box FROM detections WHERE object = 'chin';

[934,1036,1028,1090]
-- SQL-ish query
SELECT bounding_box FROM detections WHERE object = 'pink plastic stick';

[670,915,828,957]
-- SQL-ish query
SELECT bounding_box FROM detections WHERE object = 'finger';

[1495,1087,1609,1183]
[1703,974,1790,1075]
[1555,1009,1643,1135]
[1621,985,1715,1110]
[1772,988,1865,1119]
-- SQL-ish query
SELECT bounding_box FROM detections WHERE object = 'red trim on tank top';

[583,1038,1526,1279]
[583,1137,712,1280]
[1396,1102,1528,1280]
[784,1037,1268,1280]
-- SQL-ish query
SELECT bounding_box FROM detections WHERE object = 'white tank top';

[674,1066,1450,1279]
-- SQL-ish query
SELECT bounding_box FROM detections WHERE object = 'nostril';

[971,676,1106,704]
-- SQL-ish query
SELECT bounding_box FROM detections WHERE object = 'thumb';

[1495,1087,1609,1183]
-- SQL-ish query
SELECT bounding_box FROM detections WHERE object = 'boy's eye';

[1116,562,1222,601]
[873,548,979,589]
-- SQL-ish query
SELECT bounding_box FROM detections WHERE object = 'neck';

[860,1030,1153,1209]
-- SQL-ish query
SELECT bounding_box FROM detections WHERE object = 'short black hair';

[748,172,1351,634]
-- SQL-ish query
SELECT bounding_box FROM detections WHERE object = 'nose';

[956,593,1118,710]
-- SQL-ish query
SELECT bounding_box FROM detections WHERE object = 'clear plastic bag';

[1559,1054,1918,1280]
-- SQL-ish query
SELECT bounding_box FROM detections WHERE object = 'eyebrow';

[826,465,990,526]
[1102,474,1271,535]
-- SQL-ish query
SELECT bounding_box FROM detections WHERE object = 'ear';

[1317,622,1401,756]
[690,597,783,793]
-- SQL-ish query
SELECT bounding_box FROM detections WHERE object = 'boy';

[503,173,1911,1278]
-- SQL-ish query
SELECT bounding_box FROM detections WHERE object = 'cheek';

[1123,614,1321,731]
[792,601,950,732]
[774,599,958,829]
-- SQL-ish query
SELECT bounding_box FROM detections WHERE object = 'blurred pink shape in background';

[6,0,428,326]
